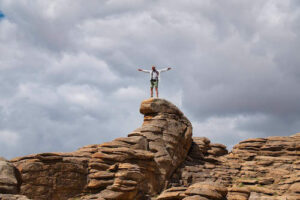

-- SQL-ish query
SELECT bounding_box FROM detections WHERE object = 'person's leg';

[150,80,154,97]
[156,81,159,98]
[150,87,153,97]
[154,80,159,98]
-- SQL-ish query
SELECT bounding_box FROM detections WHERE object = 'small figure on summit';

[138,66,172,98]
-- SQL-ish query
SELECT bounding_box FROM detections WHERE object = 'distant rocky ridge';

[0,98,299,200]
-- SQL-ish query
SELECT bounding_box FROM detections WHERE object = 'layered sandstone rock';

[1,99,300,200]
[0,158,20,194]
[157,182,228,200]
[225,133,300,199]
[168,137,230,188]
[7,98,192,200]
[164,133,300,200]
[0,194,30,200]
[10,152,90,199]
[80,98,192,200]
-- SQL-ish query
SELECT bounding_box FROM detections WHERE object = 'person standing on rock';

[138,66,172,98]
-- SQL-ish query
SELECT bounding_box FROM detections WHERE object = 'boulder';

[156,187,187,200]
[157,182,227,200]
[0,194,30,200]
[11,152,89,200]
[0,160,20,194]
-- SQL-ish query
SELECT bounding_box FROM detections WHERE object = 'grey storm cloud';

[0,0,300,158]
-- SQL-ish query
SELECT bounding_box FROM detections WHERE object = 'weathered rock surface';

[1,99,300,200]
[11,152,89,200]
[0,194,30,200]
[0,158,20,194]
[156,182,227,200]
[80,98,192,200]
[165,133,300,200]
[7,98,192,200]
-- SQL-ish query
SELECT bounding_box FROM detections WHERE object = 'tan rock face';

[2,99,300,200]
[156,182,227,200]
[0,159,20,194]
[0,194,30,200]
[11,152,89,200]
[168,137,230,188]
[165,133,300,200]
[8,98,192,200]
[84,98,193,200]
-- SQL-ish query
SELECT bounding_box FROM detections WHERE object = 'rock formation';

[163,134,300,200]
[0,98,299,200]
[5,98,192,200]
[80,98,192,200]
[0,157,20,194]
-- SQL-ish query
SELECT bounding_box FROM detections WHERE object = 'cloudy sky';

[0,0,300,159]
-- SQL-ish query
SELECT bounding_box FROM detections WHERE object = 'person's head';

[152,66,156,71]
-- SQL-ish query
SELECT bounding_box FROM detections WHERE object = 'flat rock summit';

[0,98,299,200]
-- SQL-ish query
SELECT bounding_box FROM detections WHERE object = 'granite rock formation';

[0,99,299,200]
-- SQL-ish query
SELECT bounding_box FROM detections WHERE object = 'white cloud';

[17,83,59,106]
[0,0,299,159]
[192,114,268,150]
[47,53,119,83]
[258,1,291,26]
[113,86,144,100]
[0,130,20,146]
[57,84,103,109]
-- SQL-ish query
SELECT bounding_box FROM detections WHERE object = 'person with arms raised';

[138,66,172,98]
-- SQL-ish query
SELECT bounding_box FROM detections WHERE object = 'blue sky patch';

[0,11,5,18]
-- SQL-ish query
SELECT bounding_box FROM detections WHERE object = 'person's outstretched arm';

[138,69,151,73]
[158,67,172,73]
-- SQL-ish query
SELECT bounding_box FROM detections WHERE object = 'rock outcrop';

[0,194,30,200]
[1,99,300,200]
[157,182,228,200]
[164,133,300,200]
[0,158,20,194]
[8,98,193,200]
[225,133,300,199]
[11,152,89,200]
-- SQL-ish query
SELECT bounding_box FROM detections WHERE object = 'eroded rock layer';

[1,99,300,200]
[80,98,192,199]
[0,158,20,194]
[165,133,300,200]
[9,98,193,200]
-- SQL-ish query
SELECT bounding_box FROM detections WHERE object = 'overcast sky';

[0,0,300,159]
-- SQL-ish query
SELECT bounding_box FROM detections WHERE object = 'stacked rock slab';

[0,157,21,194]
[8,98,192,200]
[168,137,230,188]
[0,194,30,200]
[80,98,193,199]
[163,133,300,200]
[10,152,90,200]
[3,99,300,200]
[226,133,300,199]
[156,182,228,200]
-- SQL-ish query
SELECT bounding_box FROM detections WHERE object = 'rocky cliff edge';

[0,99,299,200]
[1,98,192,200]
